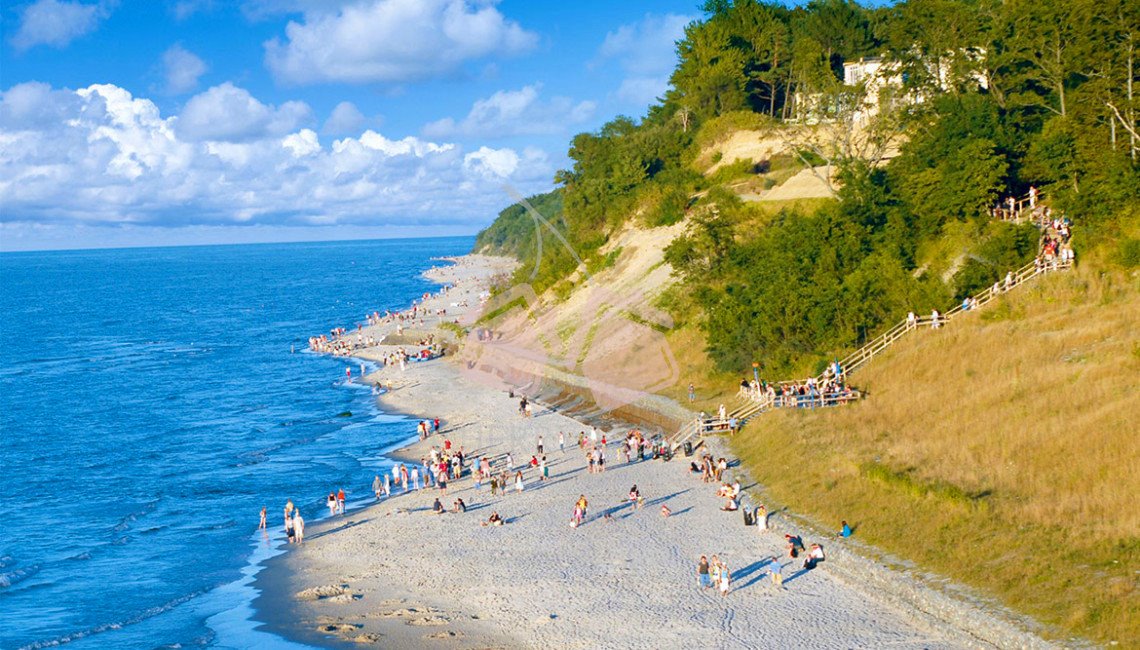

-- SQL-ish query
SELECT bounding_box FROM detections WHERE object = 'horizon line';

[0,231,480,255]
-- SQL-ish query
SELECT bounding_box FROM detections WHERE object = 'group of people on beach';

[697,555,732,596]
[282,500,305,544]
[325,489,345,516]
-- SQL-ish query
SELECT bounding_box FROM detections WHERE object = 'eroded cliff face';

[457,219,690,423]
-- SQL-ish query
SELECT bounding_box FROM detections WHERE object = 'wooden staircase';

[670,190,1072,451]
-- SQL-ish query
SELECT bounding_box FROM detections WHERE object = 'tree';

[671,19,749,118]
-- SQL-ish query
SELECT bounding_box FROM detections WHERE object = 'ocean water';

[0,237,473,649]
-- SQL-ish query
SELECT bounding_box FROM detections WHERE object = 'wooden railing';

[669,189,1074,450]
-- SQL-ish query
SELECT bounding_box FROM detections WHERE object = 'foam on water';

[0,237,472,649]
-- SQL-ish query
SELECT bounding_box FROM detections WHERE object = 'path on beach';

[269,255,1026,649]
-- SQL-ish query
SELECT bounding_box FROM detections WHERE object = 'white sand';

[264,254,1050,649]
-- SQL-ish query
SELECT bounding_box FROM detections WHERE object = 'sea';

[0,236,474,650]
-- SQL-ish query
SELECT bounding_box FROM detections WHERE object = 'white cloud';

[11,0,104,51]
[172,0,214,20]
[163,44,208,94]
[176,82,312,141]
[463,146,517,179]
[423,84,595,139]
[596,13,692,105]
[0,82,553,233]
[322,101,366,134]
[282,128,320,157]
[264,0,537,85]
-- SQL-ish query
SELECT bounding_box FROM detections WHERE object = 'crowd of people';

[737,371,858,410]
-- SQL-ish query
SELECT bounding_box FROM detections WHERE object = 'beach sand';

[253,254,1052,649]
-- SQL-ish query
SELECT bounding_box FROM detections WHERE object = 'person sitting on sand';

[629,485,640,502]
[660,504,671,517]
[803,543,825,570]
[433,498,444,514]
[453,498,466,513]
[785,534,805,558]
[721,497,738,512]
[482,511,503,527]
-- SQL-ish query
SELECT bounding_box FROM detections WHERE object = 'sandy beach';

[253,254,1053,650]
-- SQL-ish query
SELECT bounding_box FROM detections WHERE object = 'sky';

[0,0,708,251]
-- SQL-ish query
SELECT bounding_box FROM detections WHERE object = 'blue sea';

[0,237,473,649]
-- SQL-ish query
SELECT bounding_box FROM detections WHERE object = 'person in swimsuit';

[259,507,267,530]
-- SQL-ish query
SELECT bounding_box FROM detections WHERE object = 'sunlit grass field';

[727,269,1139,645]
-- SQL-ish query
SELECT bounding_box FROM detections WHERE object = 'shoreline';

[253,253,1056,649]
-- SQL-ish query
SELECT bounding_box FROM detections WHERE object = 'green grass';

[728,269,1140,645]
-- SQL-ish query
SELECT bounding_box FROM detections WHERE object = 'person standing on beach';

[383,473,391,498]
[372,475,382,500]
[698,555,711,589]
[718,561,731,597]
[259,507,267,530]
[537,435,544,455]
[285,510,295,543]
[514,471,524,493]
[769,559,784,589]
[576,495,588,522]
[337,488,345,514]
[559,431,565,454]
[294,510,305,543]
[411,466,420,491]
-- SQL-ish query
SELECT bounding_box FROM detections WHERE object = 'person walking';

[559,431,565,454]
[768,559,784,589]
[336,488,346,514]
[698,555,711,590]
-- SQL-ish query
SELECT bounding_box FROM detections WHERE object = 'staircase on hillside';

[670,190,1074,452]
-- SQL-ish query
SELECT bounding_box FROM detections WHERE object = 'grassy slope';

[728,268,1140,645]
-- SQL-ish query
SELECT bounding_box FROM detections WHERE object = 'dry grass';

[730,269,1140,645]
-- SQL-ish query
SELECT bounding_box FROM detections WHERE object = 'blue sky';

[1,0,709,250]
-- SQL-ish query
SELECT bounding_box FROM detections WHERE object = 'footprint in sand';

[407,615,450,626]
